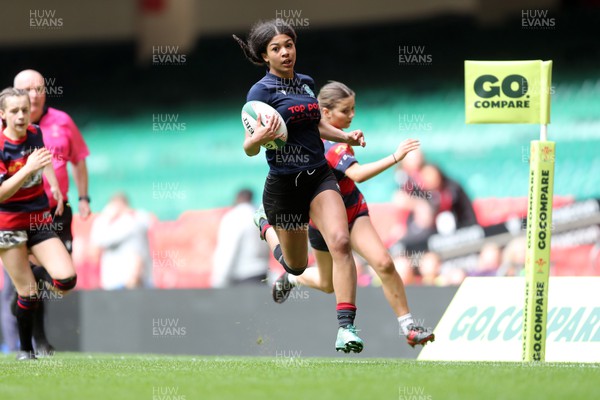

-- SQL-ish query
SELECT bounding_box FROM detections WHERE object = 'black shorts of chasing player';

[308,211,370,252]
[263,163,340,230]
[26,225,59,248]
[50,203,73,254]
[26,204,73,252]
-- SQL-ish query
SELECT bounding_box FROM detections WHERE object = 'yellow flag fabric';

[465,60,552,124]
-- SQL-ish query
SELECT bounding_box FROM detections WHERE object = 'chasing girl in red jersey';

[268,81,435,348]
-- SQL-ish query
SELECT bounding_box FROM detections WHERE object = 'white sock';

[398,313,414,335]
[287,274,298,286]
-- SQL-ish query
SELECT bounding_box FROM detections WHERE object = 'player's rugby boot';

[253,204,268,240]
[35,342,55,357]
[335,324,364,353]
[406,324,435,348]
[16,350,37,361]
[272,272,294,304]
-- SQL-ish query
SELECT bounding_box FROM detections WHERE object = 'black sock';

[32,265,53,288]
[32,300,49,346]
[29,264,52,348]
[336,303,357,328]
[259,218,268,230]
[16,295,39,352]
[273,244,283,263]
[259,219,270,240]
[273,244,306,276]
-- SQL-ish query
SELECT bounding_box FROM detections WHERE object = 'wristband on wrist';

[79,196,91,203]
[392,154,398,163]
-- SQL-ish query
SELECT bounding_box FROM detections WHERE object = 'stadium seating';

[74,78,600,222]
[1,196,576,291]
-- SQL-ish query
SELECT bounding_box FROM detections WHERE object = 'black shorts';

[26,204,72,250]
[263,163,340,230]
[51,203,73,253]
[308,211,369,252]
[27,225,59,248]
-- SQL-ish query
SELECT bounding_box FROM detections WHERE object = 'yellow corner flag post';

[522,140,555,361]
[465,60,554,361]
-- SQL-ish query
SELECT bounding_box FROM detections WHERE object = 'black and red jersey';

[0,125,50,229]
[323,140,368,224]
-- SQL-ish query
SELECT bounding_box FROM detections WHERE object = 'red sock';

[260,222,271,241]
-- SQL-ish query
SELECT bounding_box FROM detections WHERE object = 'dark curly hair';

[233,19,297,66]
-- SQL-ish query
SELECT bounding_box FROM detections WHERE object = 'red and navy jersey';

[323,140,368,223]
[0,125,50,230]
[247,72,326,175]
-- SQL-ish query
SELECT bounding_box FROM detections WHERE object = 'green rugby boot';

[253,204,269,240]
[335,324,364,354]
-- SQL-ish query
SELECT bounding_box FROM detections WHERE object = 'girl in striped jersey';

[268,82,434,348]
[0,88,76,360]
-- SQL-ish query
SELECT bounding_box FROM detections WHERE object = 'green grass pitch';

[0,353,598,400]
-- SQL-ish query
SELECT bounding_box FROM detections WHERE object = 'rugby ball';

[241,101,287,150]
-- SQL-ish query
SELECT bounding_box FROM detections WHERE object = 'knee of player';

[325,231,351,255]
[372,254,396,276]
[51,274,77,294]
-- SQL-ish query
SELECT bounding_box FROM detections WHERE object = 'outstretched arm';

[345,138,420,183]
[318,120,365,147]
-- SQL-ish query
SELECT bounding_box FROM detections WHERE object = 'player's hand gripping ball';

[241,101,288,150]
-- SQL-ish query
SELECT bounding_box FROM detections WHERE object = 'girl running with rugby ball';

[234,20,366,353]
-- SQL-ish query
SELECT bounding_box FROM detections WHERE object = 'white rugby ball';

[241,101,288,150]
